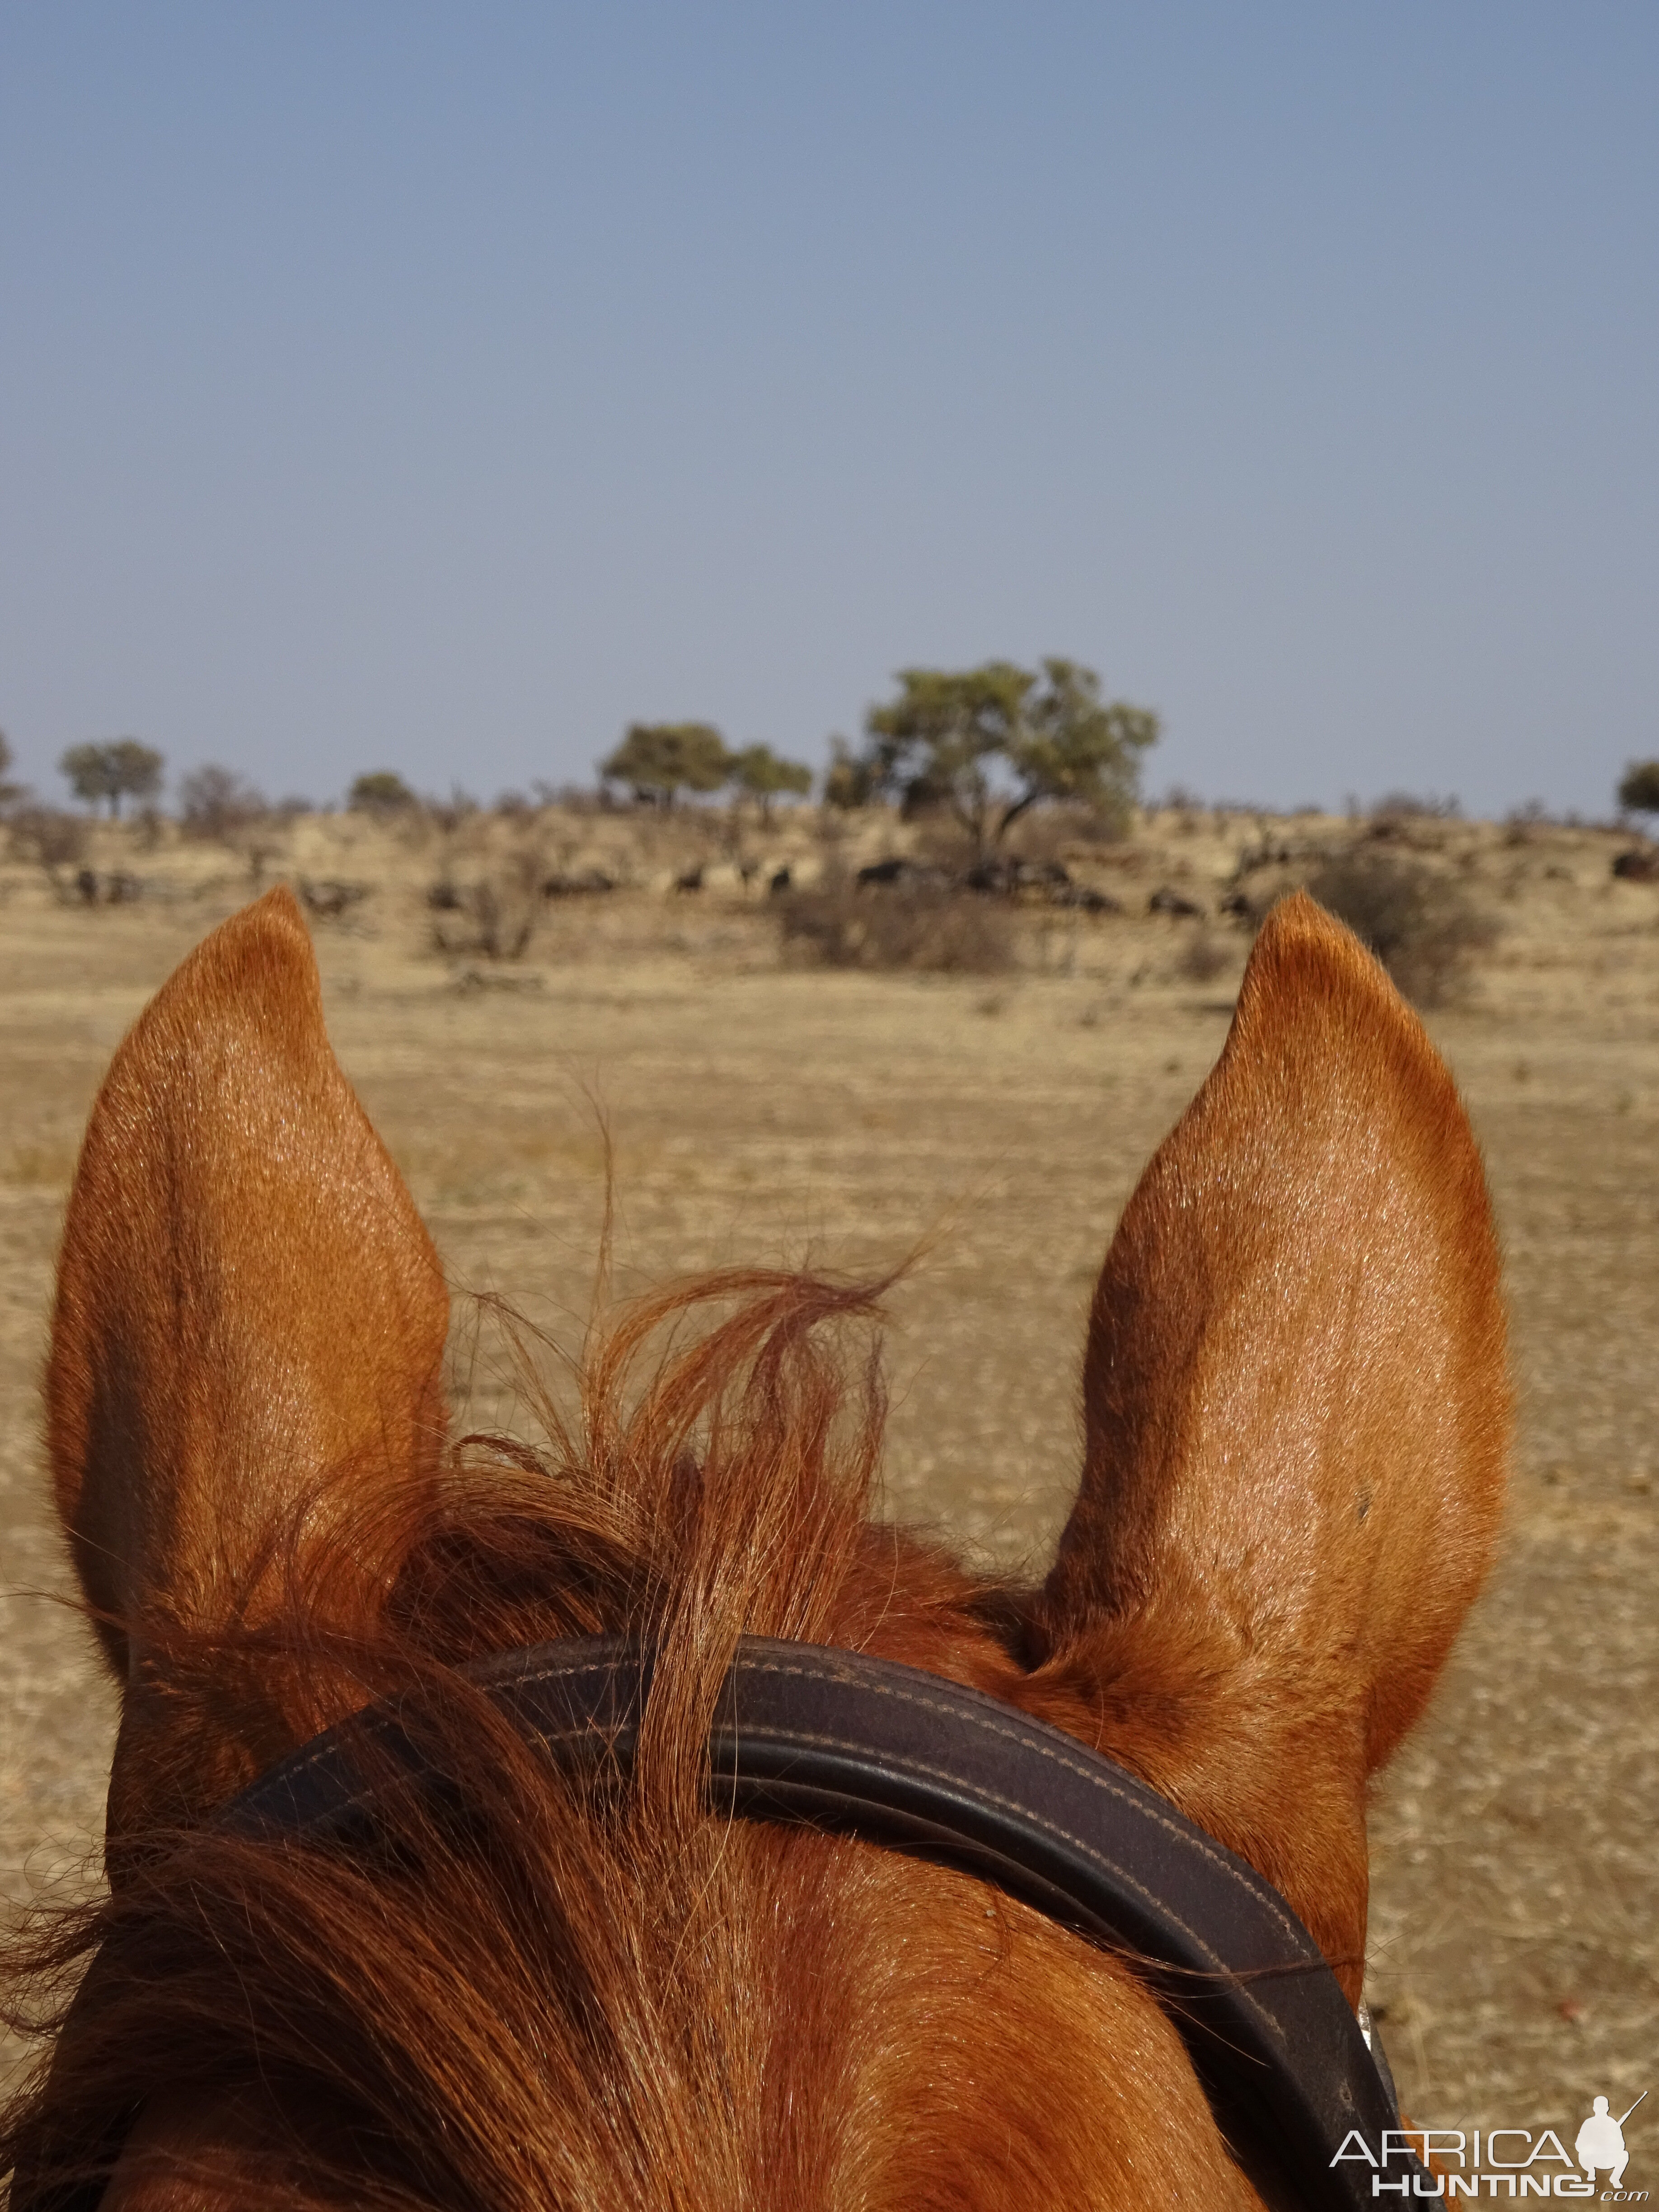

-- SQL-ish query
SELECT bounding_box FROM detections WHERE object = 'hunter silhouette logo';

[1331,2087,1647,2198]
[1577,2095,1645,2195]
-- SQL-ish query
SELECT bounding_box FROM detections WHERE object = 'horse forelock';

[6,1267,1201,2211]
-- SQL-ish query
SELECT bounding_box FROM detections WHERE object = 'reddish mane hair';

[2,889,1509,2210]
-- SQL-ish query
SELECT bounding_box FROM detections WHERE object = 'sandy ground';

[1,802,1654,2152]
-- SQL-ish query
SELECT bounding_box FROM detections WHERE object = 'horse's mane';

[2,1267,1042,2210]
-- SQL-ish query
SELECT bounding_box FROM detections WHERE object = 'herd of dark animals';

[33,811,1659,929]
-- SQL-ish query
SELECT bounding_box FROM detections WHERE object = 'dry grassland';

[2,799,1655,2142]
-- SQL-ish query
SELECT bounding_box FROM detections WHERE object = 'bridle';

[244,1635,1424,2210]
[50,1637,1429,2210]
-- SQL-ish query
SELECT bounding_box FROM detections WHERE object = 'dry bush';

[532,780,616,815]
[429,849,544,961]
[1502,798,1557,845]
[426,790,482,834]
[1003,813,1070,867]
[1302,852,1497,1008]
[777,878,1015,975]
[1005,802,1124,861]
[604,803,723,886]
[1176,929,1233,984]
[1370,790,1462,822]
[8,807,87,870]
[72,867,143,905]
[297,877,372,922]
[905,815,979,874]
[178,765,266,843]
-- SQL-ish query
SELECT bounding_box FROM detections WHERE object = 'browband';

[224,1635,1425,2211]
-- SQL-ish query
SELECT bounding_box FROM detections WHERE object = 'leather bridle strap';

[226,1634,1425,2212]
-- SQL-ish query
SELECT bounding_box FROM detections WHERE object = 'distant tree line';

[598,658,1162,844]
[10,710,1659,841]
[599,725,812,817]
[0,656,1165,840]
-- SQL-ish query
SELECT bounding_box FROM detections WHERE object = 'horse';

[1,884,1508,2209]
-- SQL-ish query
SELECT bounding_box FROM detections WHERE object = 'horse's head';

[10,886,1508,2208]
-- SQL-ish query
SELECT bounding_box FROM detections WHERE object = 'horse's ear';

[1038,892,1508,1993]
[48,888,449,1843]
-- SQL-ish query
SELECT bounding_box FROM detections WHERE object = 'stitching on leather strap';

[732,1651,1314,1959]
[243,1645,1309,1990]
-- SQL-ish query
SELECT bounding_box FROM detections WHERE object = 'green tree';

[864,662,1029,850]
[347,770,419,815]
[59,739,165,818]
[1004,659,1160,840]
[730,742,812,821]
[600,722,732,806]
[860,659,1159,851]
[1617,760,1659,818]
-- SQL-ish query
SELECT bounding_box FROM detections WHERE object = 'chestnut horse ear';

[48,888,449,1846]
[1038,892,1508,1992]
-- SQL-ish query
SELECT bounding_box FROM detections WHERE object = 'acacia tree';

[600,723,732,806]
[859,659,1159,851]
[863,662,1029,850]
[1004,660,1160,840]
[729,743,812,821]
[59,740,164,818]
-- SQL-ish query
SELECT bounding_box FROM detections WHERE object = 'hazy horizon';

[4,6,1655,820]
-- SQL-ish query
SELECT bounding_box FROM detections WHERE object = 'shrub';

[9,806,88,869]
[1369,790,1462,822]
[178,764,267,842]
[425,790,480,834]
[297,878,371,921]
[428,851,543,961]
[1302,853,1496,1008]
[1502,799,1555,845]
[530,780,610,814]
[1176,930,1233,984]
[348,770,419,816]
[1617,760,1659,817]
[777,878,1014,975]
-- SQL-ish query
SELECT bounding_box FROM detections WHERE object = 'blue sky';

[2,5,1654,817]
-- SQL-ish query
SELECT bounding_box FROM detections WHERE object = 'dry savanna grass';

[0,796,1654,2149]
